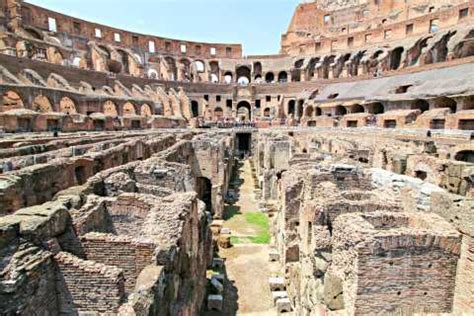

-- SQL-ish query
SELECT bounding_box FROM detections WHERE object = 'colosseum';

[0,0,473,315]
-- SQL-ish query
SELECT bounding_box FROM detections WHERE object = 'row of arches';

[232,66,289,85]
[1,90,153,117]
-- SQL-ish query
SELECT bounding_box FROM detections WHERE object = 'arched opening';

[455,151,474,163]
[195,60,205,73]
[32,95,53,113]
[165,57,177,80]
[117,50,130,74]
[196,177,212,212]
[367,102,385,114]
[237,101,252,121]
[209,61,220,83]
[412,99,430,113]
[278,71,288,83]
[306,57,320,80]
[123,102,136,116]
[236,66,251,85]
[140,104,152,117]
[389,47,404,70]
[253,62,262,79]
[224,72,233,84]
[265,72,275,83]
[352,104,364,113]
[214,107,224,121]
[103,101,118,116]
[288,100,296,116]
[191,101,199,118]
[75,166,87,185]
[2,91,24,109]
[263,108,271,117]
[335,105,347,116]
[433,97,457,113]
[179,58,191,81]
[59,97,77,114]
[305,106,314,118]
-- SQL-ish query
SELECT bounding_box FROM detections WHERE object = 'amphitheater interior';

[0,0,473,315]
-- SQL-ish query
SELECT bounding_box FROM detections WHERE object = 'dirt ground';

[221,160,281,315]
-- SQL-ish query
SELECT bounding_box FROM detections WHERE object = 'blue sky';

[27,0,301,55]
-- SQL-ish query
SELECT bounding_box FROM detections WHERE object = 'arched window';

[32,95,53,113]
[123,102,136,116]
[59,97,77,114]
[140,104,152,117]
[265,72,275,83]
[278,71,288,83]
[103,100,118,116]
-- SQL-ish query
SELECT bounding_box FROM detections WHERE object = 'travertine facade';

[0,0,473,315]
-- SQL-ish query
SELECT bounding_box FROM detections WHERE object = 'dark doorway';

[94,120,105,131]
[47,119,59,132]
[237,101,252,121]
[430,119,445,129]
[131,120,141,129]
[384,120,397,128]
[459,120,474,130]
[455,151,474,163]
[17,118,32,132]
[236,133,252,157]
[191,101,199,117]
[196,177,212,212]
[75,166,86,185]
[347,120,358,128]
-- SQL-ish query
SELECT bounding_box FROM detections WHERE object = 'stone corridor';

[213,159,281,315]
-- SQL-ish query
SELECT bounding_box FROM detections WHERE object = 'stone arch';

[59,97,77,114]
[351,104,364,113]
[425,31,457,64]
[335,105,347,116]
[224,71,233,84]
[117,49,130,74]
[253,62,262,79]
[209,61,220,83]
[103,100,118,116]
[265,72,275,83]
[165,56,177,80]
[263,107,271,117]
[140,104,153,117]
[455,150,474,163]
[389,47,404,70]
[214,106,224,120]
[237,101,252,120]
[278,71,288,83]
[32,95,53,113]
[179,58,192,81]
[195,60,205,73]
[432,97,457,113]
[123,102,137,116]
[2,90,24,109]
[412,99,429,113]
[306,57,320,80]
[288,100,296,116]
[366,102,385,114]
[236,66,251,85]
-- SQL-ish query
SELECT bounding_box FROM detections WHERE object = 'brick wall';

[81,233,156,293]
[55,251,125,314]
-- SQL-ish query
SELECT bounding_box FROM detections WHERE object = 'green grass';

[230,212,270,245]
